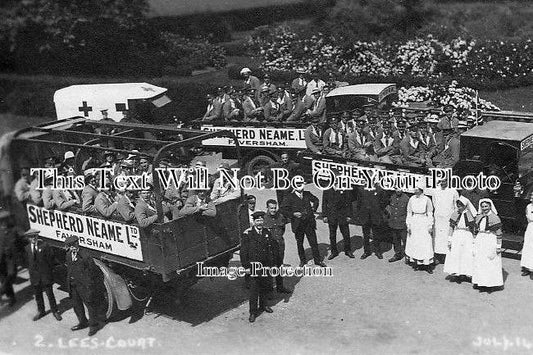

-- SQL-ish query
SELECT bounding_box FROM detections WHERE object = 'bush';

[249,26,533,90]
[0,0,228,77]
[160,32,227,71]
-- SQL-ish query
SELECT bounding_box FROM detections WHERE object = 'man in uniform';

[261,74,277,94]
[65,236,106,336]
[202,93,223,121]
[287,87,311,122]
[116,187,136,223]
[135,186,159,227]
[95,184,119,219]
[0,209,17,307]
[322,116,346,156]
[281,184,326,267]
[179,190,216,218]
[432,128,460,168]
[385,188,410,262]
[307,87,327,125]
[81,173,99,215]
[263,90,283,122]
[223,90,242,121]
[241,68,262,95]
[276,86,293,120]
[291,68,307,93]
[304,117,323,154]
[400,126,425,166]
[322,174,354,259]
[347,120,372,160]
[25,229,62,321]
[355,185,389,260]
[242,87,263,122]
[241,211,275,323]
[263,200,292,294]
[373,122,401,164]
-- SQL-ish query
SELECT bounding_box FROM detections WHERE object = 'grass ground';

[479,86,533,112]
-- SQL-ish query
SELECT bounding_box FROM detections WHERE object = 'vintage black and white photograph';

[1,0,533,354]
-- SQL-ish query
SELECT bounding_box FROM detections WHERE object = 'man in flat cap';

[240,211,275,323]
[25,229,62,321]
[0,208,17,307]
[65,235,106,336]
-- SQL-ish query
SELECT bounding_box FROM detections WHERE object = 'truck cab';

[456,120,533,239]
[325,83,398,114]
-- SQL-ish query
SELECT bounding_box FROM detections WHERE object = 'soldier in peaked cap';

[240,210,275,323]
[64,235,106,336]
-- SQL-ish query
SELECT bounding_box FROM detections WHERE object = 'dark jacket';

[385,192,409,229]
[66,249,105,303]
[322,188,353,224]
[263,212,287,241]
[240,227,275,269]
[25,240,55,286]
[354,186,390,226]
[280,190,319,231]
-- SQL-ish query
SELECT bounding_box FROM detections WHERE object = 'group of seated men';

[14,149,242,228]
[304,105,465,169]
[200,67,340,123]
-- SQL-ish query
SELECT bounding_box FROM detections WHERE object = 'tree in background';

[0,0,158,75]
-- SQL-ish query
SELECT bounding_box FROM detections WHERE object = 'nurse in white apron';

[472,198,504,289]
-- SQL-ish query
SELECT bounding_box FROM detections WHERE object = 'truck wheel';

[103,278,116,319]
[246,155,276,177]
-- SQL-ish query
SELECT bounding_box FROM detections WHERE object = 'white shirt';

[432,187,459,217]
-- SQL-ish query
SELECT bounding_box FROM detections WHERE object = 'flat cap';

[251,211,266,220]
[64,235,79,246]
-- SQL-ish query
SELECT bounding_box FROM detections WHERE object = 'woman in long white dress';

[520,193,533,276]
[405,186,435,273]
[472,198,504,289]
[443,196,477,281]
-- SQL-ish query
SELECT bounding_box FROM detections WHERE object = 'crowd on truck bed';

[13,150,241,228]
[199,67,468,168]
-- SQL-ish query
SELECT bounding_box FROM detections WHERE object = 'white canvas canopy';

[53,83,169,121]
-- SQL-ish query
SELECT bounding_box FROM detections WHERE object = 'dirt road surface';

[1,184,533,355]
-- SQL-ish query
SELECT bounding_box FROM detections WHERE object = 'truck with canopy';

[5,118,248,317]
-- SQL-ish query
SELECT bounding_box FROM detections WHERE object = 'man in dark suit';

[240,211,275,323]
[355,186,390,260]
[280,185,326,267]
[269,152,301,205]
[65,236,106,336]
[322,184,355,259]
[24,229,62,321]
